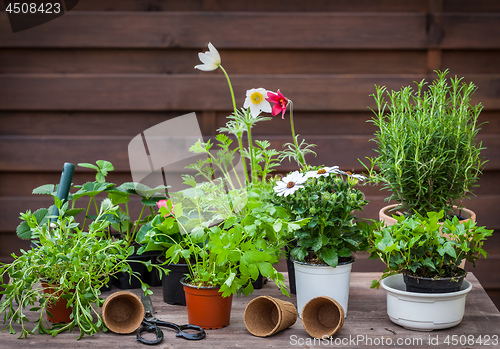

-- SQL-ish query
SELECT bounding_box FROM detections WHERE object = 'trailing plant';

[272,166,374,267]
[368,210,493,289]
[17,160,167,249]
[0,198,159,339]
[363,70,487,217]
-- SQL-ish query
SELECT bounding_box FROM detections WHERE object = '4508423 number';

[444,335,499,346]
[5,2,62,14]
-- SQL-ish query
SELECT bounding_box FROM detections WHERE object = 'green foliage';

[0,198,161,339]
[363,70,487,217]
[139,179,307,297]
[368,211,493,288]
[18,160,168,249]
[272,167,374,267]
[163,190,306,297]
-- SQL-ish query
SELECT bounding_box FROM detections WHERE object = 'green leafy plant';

[272,166,373,267]
[17,160,167,249]
[139,178,307,297]
[363,70,487,217]
[368,210,493,288]
[0,198,159,339]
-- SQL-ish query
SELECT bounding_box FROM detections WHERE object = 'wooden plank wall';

[0,1,499,306]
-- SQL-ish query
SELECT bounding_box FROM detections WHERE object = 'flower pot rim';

[180,277,222,290]
[402,268,467,282]
[380,204,476,221]
[291,257,354,267]
[381,274,472,297]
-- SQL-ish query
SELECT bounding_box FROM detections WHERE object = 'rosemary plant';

[364,70,487,217]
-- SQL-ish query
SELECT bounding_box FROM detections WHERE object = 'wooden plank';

[0,272,498,348]
[0,111,378,136]
[1,74,499,111]
[486,289,500,312]
[1,135,499,171]
[436,14,500,49]
[2,110,499,137]
[1,13,498,49]
[0,12,428,49]
[0,111,206,136]
[0,49,428,74]
[443,50,500,74]
[443,0,500,13]
[70,0,429,12]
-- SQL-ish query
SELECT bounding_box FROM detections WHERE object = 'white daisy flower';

[243,88,272,118]
[274,171,308,197]
[306,166,341,178]
[194,42,221,71]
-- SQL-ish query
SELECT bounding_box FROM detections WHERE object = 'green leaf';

[438,242,457,259]
[16,221,32,240]
[32,184,56,195]
[320,247,338,268]
[78,162,99,171]
[273,220,282,233]
[370,279,381,289]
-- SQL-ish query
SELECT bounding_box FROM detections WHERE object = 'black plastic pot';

[251,273,267,289]
[285,244,296,295]
[403,270,466,293]
[100,277,113,292]
[158,256,189,305]
[113,250,162,290]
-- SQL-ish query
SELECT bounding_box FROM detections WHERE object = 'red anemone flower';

[266,90,288,119]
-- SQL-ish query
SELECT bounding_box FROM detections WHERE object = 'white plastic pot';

[381,274,472,331]
[293,259,353,318]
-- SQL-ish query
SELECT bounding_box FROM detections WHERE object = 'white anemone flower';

[349,173,367,181]
[274,171,308,197]
[194,42,221,71]
[306,166,341,178]
[243,88,272,118]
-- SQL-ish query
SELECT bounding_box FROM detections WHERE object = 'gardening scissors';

[136,294,206,345]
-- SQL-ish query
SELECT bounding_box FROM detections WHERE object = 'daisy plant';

[136,43,319,297]
[195,42,316,186]
[272,166,373,267]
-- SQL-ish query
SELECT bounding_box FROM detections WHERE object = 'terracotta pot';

[41,282,73,324]
[379,204,476,226]
[181,278,233,329]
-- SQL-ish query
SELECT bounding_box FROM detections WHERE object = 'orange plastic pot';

[41,282,73,324]
[181,279,233,329]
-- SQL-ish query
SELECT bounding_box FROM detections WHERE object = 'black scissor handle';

[137,321,164,345]
[175,324,206,340]
[155,320,206,340]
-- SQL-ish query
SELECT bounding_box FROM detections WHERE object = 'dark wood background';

[1,1,499,307]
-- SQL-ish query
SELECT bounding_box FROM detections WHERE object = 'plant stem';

[129,204,146,248]
[220,65,250,185]
[236,133,250,185]
[245,114,257,184]
[288,101,306,167]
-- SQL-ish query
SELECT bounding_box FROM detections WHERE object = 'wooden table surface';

[1,272,499,348]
